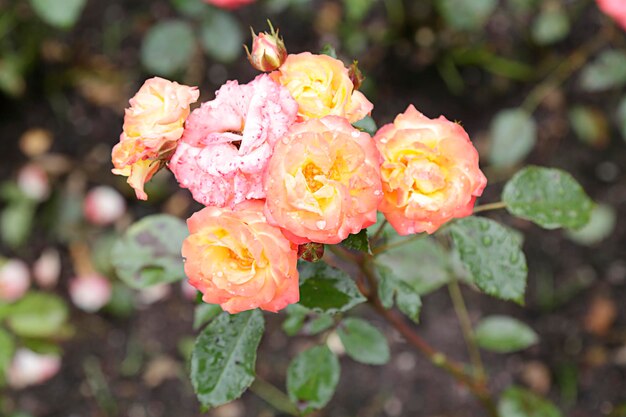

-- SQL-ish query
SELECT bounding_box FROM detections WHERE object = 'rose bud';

[7,349,61,389]
[69,274,112,312]
[33,248,61,289]
[17,164,50,202]
[0,259,30,302]
[348,60,364,90]
[84,186,127,226]
[245,22,287,72]
[298,243,325,262]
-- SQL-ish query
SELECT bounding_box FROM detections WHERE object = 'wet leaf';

[141,20,195,76]
[337,318,389,365]
[191,310,264,408]
[193,303,222,330]
[200,11,243,63]
[29,0,86,29]
[498,386,562,417]
[489,108,537,168]
[340,229,370,253]
[6,292,69,338]
[450,217,527,304]
[287,345,340,414]
[111,215,188,289]
[298,262,366,314]
[502,166,594,230]
[580,50,626,92]
[531,8,570,45]
[375,265,423,323]
[475,315,538,353]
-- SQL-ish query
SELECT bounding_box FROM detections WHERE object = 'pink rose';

[183,200,299,314]
[8,349,61,389]
[33,248,61,289]
[264,116,382,244]
[84,186,127,226]
[597,0,626,30]
[374,105,487,235]
[169,74,298,208]
[112,77,199,200]
[69,274,112,312]
[0,259,30,302]
[204,0,254,9]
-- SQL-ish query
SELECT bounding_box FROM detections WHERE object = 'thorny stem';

[473,201,507,214]
[351,252,500,417]
[447,276,486,382]
[250,377,300,416]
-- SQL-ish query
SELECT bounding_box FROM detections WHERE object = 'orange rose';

[112,77,199,200]
[264,116,382,244]
[183,200,299,314]
[374,105,487,235]
[270,52,373,123]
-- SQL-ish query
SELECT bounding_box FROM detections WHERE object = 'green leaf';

[449,217,527,304]
[353,115,378,136]
[171,0,210,18]
[191,310,264,408]
[0,55,26,97]
[568,106,609,147]
[111,215,188,289]
[395,281,423,322]
[28,0,86,29]
[565,204,616,246]
[141,20,195,76]
[0,328,15,377]
[282,304,308,336]
[298,262,366,314]
[489,108,537,167]
[337,318,389,365]
[287,345,340,414]
[340,229,370,253]
[498,386,562,417]
[475,315,538,353]
[6,292,69,338]
[342,0,376,21]
[531,8,570,45]
[580,50,626,92]
[193,303,222,330]
[502,166,594,230]
[435,0,497,31]
[320,44,337,58]
[375,265,422,322]
[0,199,35,249]
[306,314,334,335]
[200,11,243,63]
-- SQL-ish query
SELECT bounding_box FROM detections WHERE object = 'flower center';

[302,162,324,192]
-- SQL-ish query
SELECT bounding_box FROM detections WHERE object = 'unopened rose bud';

[348,60,364,90]
[84,186,127,226]
[245,22,287,72]
[0,259,30,302]
[298,242,325,262]
[69,274,112,312]
[17,164,50,202]
[7,348,61,389]
[33,248,61,289]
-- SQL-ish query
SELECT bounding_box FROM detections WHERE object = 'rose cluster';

[112,27,486,314]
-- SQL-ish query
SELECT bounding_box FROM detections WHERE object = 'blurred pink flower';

[17,164,50,202]
[169,74,298,208]
[0,259,30,302]
[69,274,112,312]
[33,248,61,289]
[84,186,127,226]
[204,0,254,9]
[8,349,61,389]
[597,0,626,30]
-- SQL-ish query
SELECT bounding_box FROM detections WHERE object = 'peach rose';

[264,116,382,244]
[597,0,626,30]
[374,105,487,235]
[112,77,199,200]
[204,0,254,9]
[183,200,299,314]
[270,52,373,123]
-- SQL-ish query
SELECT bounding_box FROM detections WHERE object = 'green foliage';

[200,11,243,63]
[282,305,334,336]
[171,0,210,17]
[141,20,196,76]
[502,166,594,230]
[320,44,338,58]
[531,8,570,45]
[337,318,389,365]
[568,106,608,147]
[342,0,376,21]
[376,265,423,323]
[498,386,562,417]
[340,229,371,253]
[191,310,264,408]
[580,50,626,92]
[0,328,15,377]
[450,217,527,304]
[193,303,222,330]
[435,0,497,31]
[28,0,87,29]
[287,345,340,414]
[298,262,366,314]
[565,204,616,245]
[5,292,69,338]
[111,215,188,289]
[474,315,538,353]
[353,116,378,136]
[0,199,35,249]
[489,109,537,168]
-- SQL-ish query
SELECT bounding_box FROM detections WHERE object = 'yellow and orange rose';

[374,105,487,235]
[112,77,199,200]
[183,200,299,314]
[264,116,382,244]
[270,52,373,123]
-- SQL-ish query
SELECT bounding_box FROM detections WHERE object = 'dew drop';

[316,220,327,229]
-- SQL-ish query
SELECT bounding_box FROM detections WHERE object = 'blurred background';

[0,0,625,416]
